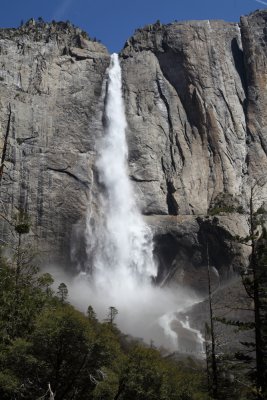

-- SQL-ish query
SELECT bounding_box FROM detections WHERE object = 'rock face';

[241,12,267,177]
[0,20,110,264]
[122,20,247,216]
[119,12,267,287]
[0,13,267,288]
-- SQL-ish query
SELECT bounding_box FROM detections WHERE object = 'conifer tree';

[87,305,97,322]
[107,306,118,325]
[57,282,68,303]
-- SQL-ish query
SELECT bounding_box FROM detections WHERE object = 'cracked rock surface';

[0,20,110,264]
[0,13,267,286]
[121,19,248,215]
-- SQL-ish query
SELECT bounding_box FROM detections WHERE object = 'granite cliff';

[1,12,267,290]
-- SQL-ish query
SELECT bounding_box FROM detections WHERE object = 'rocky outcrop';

[146,214,250,291]
[0,12,267,287]
[0,20,110,265]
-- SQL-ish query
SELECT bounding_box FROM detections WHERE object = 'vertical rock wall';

[121,20,248,215]
[0,21,110,265]
[0,12,267,285]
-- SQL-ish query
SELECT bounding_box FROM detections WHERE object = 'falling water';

[94,53,156,283]
[68,53,203,352]
[180,317,205,355]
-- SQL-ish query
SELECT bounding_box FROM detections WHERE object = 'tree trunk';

[207,243,218,399]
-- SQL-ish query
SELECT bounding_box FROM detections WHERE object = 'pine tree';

[107,306,118,325]
[87,305,97,322]
[57,282,68,303]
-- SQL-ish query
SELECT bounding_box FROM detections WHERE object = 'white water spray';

[180,316,205,355]
[94,53,156,283]
[68,54,203,352]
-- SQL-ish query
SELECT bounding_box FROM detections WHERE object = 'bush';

[208,193,244,215]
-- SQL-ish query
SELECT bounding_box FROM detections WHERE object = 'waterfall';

[94,53,156,283]
[69,53,203,353]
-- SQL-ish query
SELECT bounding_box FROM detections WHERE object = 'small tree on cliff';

[57,283,68,303]
[87,305,98,323]
[14,210,31,285]
[107,306,118,325]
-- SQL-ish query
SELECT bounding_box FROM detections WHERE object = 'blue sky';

[0,0,265,52]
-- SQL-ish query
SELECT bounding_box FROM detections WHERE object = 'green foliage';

[30,306,97,398]
[0,230,208,399]
[57,282,68,303]
[0,252,51,342]
[0,249,209,399]
[16,138,24,145]
[14,210,30,234]
[208,193,244,216]
[116,345,207,400]
[106,305,118,325]
[0,370,20,399]
[92,367,119,399]
[37,272,54,296]
[119,345,163,400]
[81,29,89,39]
[215,317,254,331]
[87,304,98,322]
[208,205,236,216]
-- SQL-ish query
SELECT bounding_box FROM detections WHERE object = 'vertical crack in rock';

[0,13,266,280]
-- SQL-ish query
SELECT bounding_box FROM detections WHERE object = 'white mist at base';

[69,274,200,352]
[67,53,203,353]
[158,312,180,350]
[180,316,205,355]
